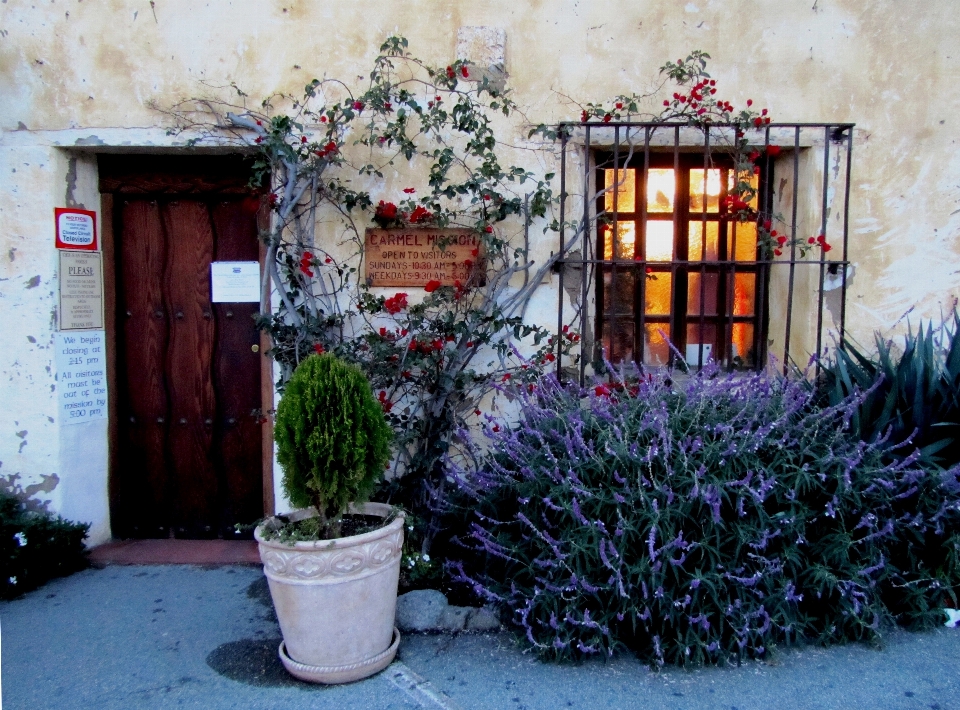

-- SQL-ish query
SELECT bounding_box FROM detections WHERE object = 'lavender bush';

[448,365,960,666]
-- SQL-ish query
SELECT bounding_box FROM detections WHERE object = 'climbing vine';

[160,38,801,561]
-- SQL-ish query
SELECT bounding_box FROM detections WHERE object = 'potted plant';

[255,352,400,684]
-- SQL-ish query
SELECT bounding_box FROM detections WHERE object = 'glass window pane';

[643,323,670,366]
[687,272,719,315]
[604,169,636,213]
[646,169,675,213]
[685,323,718,366]
[602,268,635,317]
[689,221,719,261]
[733,273,755,316]
[602,223,637,260]
[644,270,672,315]
[602,320,635,364]
[729,222,758,262]
[645,220,674,261]
[690,169,721,213]
[732,323,755,366]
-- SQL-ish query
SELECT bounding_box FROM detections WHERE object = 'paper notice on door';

[211,261,261,303]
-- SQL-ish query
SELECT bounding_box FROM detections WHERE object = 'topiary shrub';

[274,353,393,536]
[0,491,89,599]
[448,365,960,667]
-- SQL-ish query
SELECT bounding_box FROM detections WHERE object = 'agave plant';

[819,309,960,467]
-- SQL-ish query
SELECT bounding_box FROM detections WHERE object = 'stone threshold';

[88,538,261,566]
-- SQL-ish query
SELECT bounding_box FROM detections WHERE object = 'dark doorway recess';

[100,154,266,539]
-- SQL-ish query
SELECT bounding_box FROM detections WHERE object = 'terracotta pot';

[255,502,404,684]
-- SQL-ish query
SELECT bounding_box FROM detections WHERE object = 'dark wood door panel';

[211,201,263,536]
[117,199,170,538]
[162,200,219,538]
[109,156,265,540]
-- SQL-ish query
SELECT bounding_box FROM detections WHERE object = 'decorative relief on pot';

[259,526,404,583]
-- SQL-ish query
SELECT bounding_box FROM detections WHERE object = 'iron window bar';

[552,121,855,385]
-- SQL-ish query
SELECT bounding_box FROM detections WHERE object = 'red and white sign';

[55,208,98,251]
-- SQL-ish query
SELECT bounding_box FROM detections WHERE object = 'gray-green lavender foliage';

[449,365,960,666]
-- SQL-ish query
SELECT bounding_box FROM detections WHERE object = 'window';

[595,152,765,369]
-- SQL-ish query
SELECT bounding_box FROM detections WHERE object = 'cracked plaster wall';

[1,0,959,539]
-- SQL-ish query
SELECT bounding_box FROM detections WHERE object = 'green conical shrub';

[275,353,393,530]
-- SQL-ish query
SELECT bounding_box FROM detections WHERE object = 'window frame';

[593,150,771,369]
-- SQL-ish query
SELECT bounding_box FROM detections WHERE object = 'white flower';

[422,553,430,563]
[8,576,16,585]
[13,532,27,547]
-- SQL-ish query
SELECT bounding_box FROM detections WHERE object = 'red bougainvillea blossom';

[383,292,408,315]
[424,280,441,293]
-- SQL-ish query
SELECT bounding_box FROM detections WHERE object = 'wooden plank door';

[112,189,263,539]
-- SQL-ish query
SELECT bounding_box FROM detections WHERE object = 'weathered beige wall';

[1,0,958,533]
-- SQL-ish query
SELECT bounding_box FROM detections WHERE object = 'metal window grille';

[552,121,854,383]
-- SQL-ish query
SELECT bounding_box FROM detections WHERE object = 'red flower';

[746,99,753,107]
[461,65,469,78]
[446,65,455,78]
[403,187,416,194]
[408,341,419,351]
[581,110,589,123]
[663,100,670,107]
[471,248,479,257]
[763,220,772,230]
[410,205,432,223]
[615,102,623,109]
[376,201,398,221]
[254,136,263,144]
[353,100,364,111]
[424,280,441,293]
[822,243,832,252]
[255,120,263,126]
[432,339,444,351]
[383,292,408,314]
[313,343,324,354]
[379,327,388,337]
[484,225,493,233]
[603,114,612,123]
[325,256,332,263]
[446,334,455,342]
[544,352,556,362]
[766,145,781,157]
[475,409,482,415]
[749,150,761,162]
[320,116,327,123]
[463,259,473,268]
[300,136,307,143]
[315,141,338,158]
[466,341,474,348]
[492,424,500,432]
[502,373,511,381]
[595,384,611,397]
[435,95,442,102]
[776,236,787,245]
[754,117,763,127]
[808,237,816,244]
[774,249,782,256]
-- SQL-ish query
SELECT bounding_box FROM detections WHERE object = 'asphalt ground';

[2,565,960,710]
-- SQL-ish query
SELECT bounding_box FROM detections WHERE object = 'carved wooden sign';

[364,228,480,288]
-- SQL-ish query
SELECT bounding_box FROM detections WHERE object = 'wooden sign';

[59,251,104,330]
[364,228,480,288]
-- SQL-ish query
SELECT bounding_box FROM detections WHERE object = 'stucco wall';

[1,0,957,539]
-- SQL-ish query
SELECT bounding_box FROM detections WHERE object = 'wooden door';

[102,156,265,539]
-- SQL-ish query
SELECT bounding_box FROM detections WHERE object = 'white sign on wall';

[55,331,107,424]
[59,251,104,330]
[210,261,261,303]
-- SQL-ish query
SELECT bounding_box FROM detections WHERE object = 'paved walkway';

[2,563,960,709]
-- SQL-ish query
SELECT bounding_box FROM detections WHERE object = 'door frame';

[99,154,276,539]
